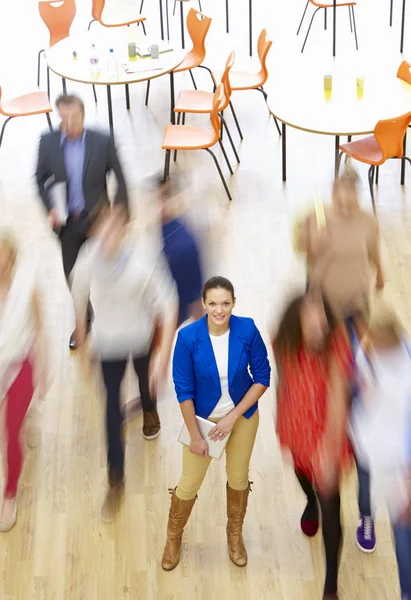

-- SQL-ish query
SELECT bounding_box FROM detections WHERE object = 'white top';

[208,330,235,419]
[349,340,411,520]
[71,237,178,359]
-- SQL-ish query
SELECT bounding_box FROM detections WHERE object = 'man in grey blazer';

[36,94,129,348]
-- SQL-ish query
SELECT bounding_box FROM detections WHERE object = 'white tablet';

[178,415,231,460]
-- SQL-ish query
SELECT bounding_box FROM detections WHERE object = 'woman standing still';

[274,293,352,600]
[162,276,270,571]
[0,232,50,531]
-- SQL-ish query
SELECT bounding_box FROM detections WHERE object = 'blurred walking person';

[274,293,353,600]
[71,205,178,522]
[0,232,50,532]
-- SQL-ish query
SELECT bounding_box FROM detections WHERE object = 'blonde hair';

[367,297,404,336]
[334,165,360,189]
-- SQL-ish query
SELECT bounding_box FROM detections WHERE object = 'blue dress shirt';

[61,131,86,215]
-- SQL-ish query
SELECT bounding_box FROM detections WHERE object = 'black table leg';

[249,0,253,56]
[401,0,406,53]
[170,71,175,124]
[335,135,340,176]
[125,84,130,110]
[62,77,67,94]
[282,122,287,182]
[180,1,185,49]
[226,0,229,33]
[107,85,114,137]
[159,0,164,40]
[401,132,407,184]
[390,0,393,26]
[333,0,336,56]
[166,0,170,41]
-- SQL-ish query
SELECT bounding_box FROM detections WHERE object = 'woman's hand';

[209,412,237,442]
[189,438,209,456]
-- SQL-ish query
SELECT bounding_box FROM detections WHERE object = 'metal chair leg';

[0,116,13,148]
[351,6,358,50]
[88,19,96,30]
[37,49,45,88]
[92,85,98,103]
[173,0,177,16]
[259,86,281,136]
[163,150,171,181]
[368,165,376,214]
[301,7,321,53]
[335,151,343,177]
[141,21,147,35]
[348,4,353,32]
[166,0,170,41]
[229,101,243,140]
[46,112,53,132]
[376,165,379,185]
[205,148,232,201]
[221,115,240,163]
[219,139,233,174]
[189,70,197,90]
[47,67,51,99]
[324,7,327,29]
[198,0,202,10]
[173,112,182,162]
[145,80,151,106]
[297,0,309,35]
[139,0,144,12]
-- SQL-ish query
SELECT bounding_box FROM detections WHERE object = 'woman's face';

[332,181,359,218]
[0,243,15,280]
[202,287,235,329]
[301,298,330,351]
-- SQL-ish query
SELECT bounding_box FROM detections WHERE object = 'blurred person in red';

[273,293,353,600]
[122,173,204,422]
[0,232,50,532]
[70,205,178,522]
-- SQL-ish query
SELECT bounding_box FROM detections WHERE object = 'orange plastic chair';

[174,52,240,163]
[0,87,53,148]
[88,0,146,30]
[397,60,411,84]
[145,9,212,106]
[212,29,280,138]
[162,84,233,201]
[37,0,76,94]
[297,0,358,53]
[337,111,411,213]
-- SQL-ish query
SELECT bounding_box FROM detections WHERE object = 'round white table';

[267,64,411,182]
[46,30,185,136]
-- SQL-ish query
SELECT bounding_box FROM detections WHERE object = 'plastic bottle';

[108,48,118,81]
[90,44,100,77]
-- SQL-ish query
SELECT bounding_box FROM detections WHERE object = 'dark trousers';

[101,353,156,485]
[296,470,342,595]
[356,461,372,516]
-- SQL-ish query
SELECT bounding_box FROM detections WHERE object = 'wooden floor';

[1,0,411,598]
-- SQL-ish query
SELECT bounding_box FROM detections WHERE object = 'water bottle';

[90,44,100,77]
[108,48,118,81]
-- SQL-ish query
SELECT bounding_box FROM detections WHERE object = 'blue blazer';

[172,314,271,420]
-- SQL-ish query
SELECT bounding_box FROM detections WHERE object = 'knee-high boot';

[162,489,197,571]
[226,482,252,567]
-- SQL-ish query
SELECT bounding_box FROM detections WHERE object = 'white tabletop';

[45,30,185,86]
[267,62,411,137]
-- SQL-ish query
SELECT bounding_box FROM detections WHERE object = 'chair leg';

[92,84,98,103]
[205,148,232,201]
[189,70,197,90]
[221,115,240,163]
[37,49,45,88]
[368,165,376,214]
[166,0,170,41]
[335,151,343,177]
[297,0,309,35]
[351,6,358,50]
[324,7,327,29]
[163,150,171,181]
[47,67,51,99]
[219,139,233,174]
[88,19,96,31]
[139,0,144,12]
[173,112,182,162]
[46,112,53,132]
[173,0,177,16]
[0,116,14,148]
[145,80,151,106]
[348,4,353,32]
[301,7,321,53]
[229,100,243,140]
[376,165,379,185]
[198,0,202,10]
[259,86,281,136]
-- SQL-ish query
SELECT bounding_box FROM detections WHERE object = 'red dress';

[276,327,353,480]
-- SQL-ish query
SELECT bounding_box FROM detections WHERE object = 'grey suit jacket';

[36,128,129,215]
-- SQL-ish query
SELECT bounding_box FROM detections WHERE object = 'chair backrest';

[374,111,411,160]
[220,52,235,111]
[91,0,104,22]
[186,8,212,62]
[210,84,224,143]
[256,29,272,85]
[38,0,76,47]
[397,60,411,84]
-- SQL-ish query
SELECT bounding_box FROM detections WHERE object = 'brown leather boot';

[162,489,197,571]
[226,482,252,567]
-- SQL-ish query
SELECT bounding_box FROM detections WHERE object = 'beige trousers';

[176,410,259,501]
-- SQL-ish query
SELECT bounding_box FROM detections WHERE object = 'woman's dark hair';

[275,293,337,359]
[202,276,235,301]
